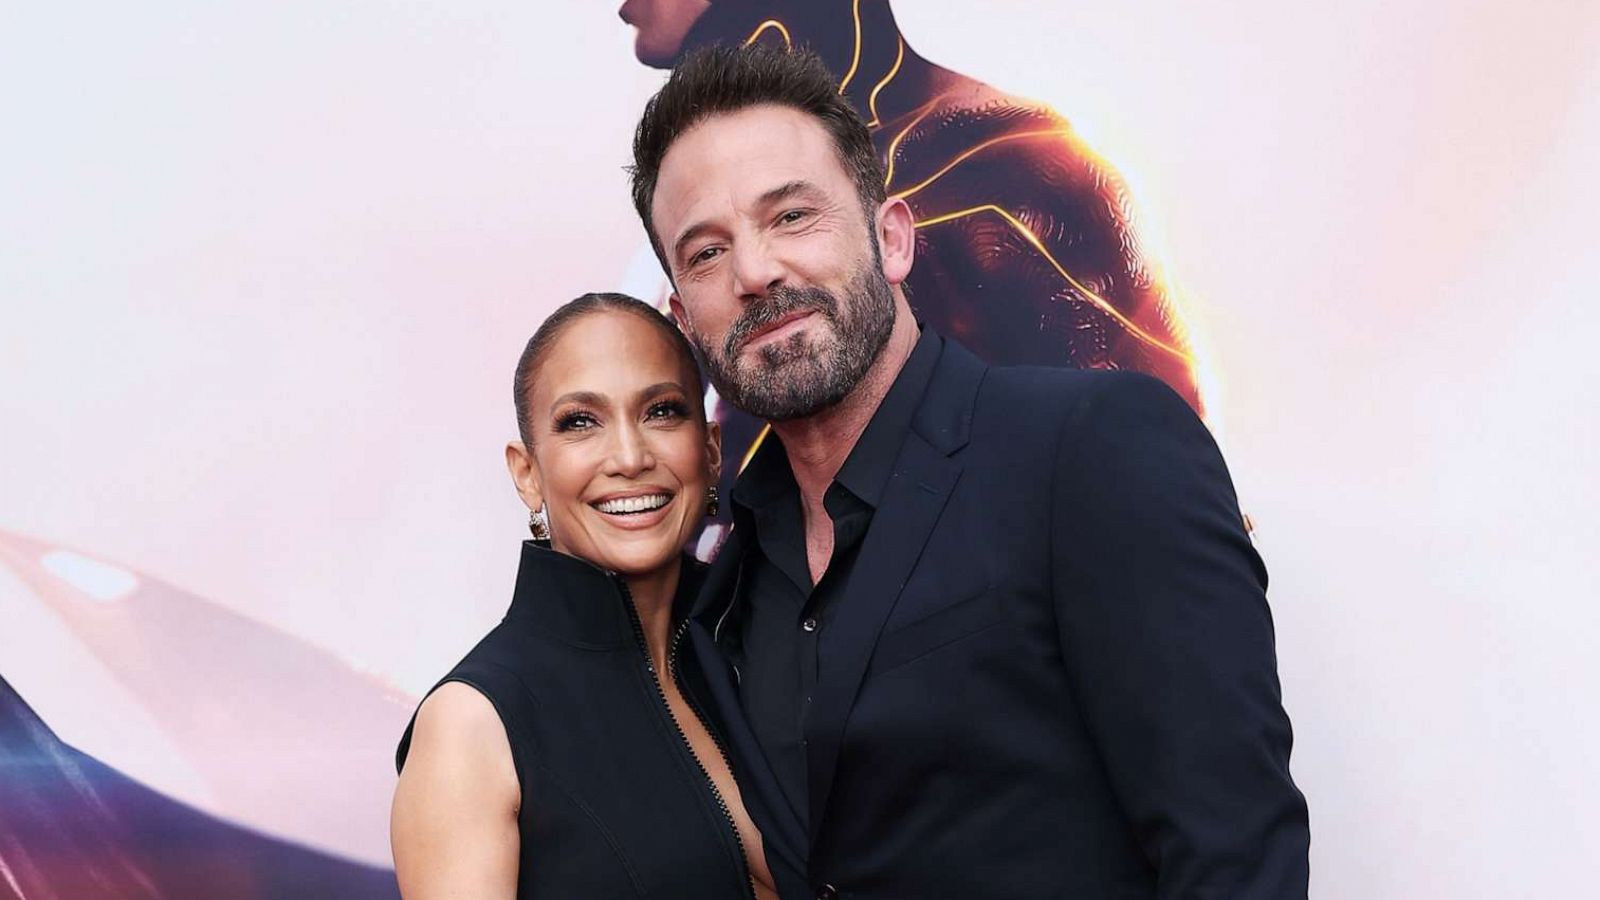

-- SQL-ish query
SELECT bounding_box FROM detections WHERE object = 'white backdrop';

[3,1,1598,895]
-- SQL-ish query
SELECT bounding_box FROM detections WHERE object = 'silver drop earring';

[528,506,551,541]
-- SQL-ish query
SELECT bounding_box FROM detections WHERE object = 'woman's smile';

[590,489,678,530]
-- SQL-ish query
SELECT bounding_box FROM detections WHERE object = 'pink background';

[3,1,1598,894]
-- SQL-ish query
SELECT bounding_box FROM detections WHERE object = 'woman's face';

[509,310,720,577]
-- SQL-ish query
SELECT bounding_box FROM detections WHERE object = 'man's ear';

[504,441,544,513]
[876,196,916,287]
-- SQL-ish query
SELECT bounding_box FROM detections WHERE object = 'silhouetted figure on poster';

[619,0,1205,526]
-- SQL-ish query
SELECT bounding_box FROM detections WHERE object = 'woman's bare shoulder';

[392,683,521,898]
[405,681,517,783]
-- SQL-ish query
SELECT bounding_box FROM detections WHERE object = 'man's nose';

[729,239,786,302]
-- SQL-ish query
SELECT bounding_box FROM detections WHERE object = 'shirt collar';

[834,325,941,507]
[731,324,942,519]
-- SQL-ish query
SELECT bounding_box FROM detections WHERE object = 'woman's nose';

[604,422,656,477]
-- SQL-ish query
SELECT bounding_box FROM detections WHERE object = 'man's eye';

[690,246,722,266]
[779,209,808,225]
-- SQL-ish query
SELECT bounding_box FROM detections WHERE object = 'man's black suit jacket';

[681,331,1309,899]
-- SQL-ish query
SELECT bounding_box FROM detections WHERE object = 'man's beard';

[700,255,896,422]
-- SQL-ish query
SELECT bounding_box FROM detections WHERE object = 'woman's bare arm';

[391,682,521,900]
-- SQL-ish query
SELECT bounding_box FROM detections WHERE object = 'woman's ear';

[704,420,723,483]
[504,441,544,512]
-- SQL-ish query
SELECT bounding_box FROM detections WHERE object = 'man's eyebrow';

[758,179,824,208]
[671,222,715,268]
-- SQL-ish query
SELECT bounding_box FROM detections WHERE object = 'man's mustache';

[723,286,839,358]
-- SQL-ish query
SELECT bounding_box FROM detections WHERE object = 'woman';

[391,292,778,900]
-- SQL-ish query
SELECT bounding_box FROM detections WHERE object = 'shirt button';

[816,886,838,900]
[801,617,818,632]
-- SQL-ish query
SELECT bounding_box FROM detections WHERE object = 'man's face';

[617,0,711,67]
[653,104,896,422]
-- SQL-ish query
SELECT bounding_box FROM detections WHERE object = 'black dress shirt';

[725,326,942,825]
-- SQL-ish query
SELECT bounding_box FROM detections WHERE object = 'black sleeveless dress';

[396,542,756,900]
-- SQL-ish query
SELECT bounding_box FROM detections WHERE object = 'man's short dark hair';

[629,43,889,277]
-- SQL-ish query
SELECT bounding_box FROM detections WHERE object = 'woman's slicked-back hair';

[628,43,888,276]
[512,292,705,446]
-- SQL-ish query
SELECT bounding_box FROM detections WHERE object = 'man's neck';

[770,300,920,511]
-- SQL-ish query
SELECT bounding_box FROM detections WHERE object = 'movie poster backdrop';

[3,2,1597,897]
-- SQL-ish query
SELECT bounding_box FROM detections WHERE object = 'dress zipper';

[615,576,758,900]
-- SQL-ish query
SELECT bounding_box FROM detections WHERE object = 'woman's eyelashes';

[646,398,690,422]
[553,408,599,433]
[552,398,689,434]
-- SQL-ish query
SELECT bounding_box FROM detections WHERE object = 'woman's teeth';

[594,494,671,515]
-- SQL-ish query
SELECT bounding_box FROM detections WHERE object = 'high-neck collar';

[504,541,704,650]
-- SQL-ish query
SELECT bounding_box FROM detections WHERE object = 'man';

[617,1,1207,545]
[631,45,1308,899]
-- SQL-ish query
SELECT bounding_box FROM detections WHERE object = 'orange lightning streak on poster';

[914,203,1190,361]
[836,0,865,93]
[744,20,793,48]
[891,129,1073,199]
[866,37,906,127]
[740,424,772,473]
[880,93,954,185]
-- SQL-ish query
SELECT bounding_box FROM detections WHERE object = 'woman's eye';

[555,411,597,432]
[647,400,689,420]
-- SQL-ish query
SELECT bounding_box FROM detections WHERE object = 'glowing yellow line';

[865,37,906,127]
[892,129,1072,200]
[882,93,953,189]
[914,204,1191,361]
[837,0,864,94]
[738,424,772,473]
[744,19,793,48]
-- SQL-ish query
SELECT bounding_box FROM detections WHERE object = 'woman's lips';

[590,492,676,531]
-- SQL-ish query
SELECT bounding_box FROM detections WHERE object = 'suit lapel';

[802,432,961,845]
[696,332,989,853]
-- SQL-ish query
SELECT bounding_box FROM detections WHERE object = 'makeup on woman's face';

[524,310,718,577]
